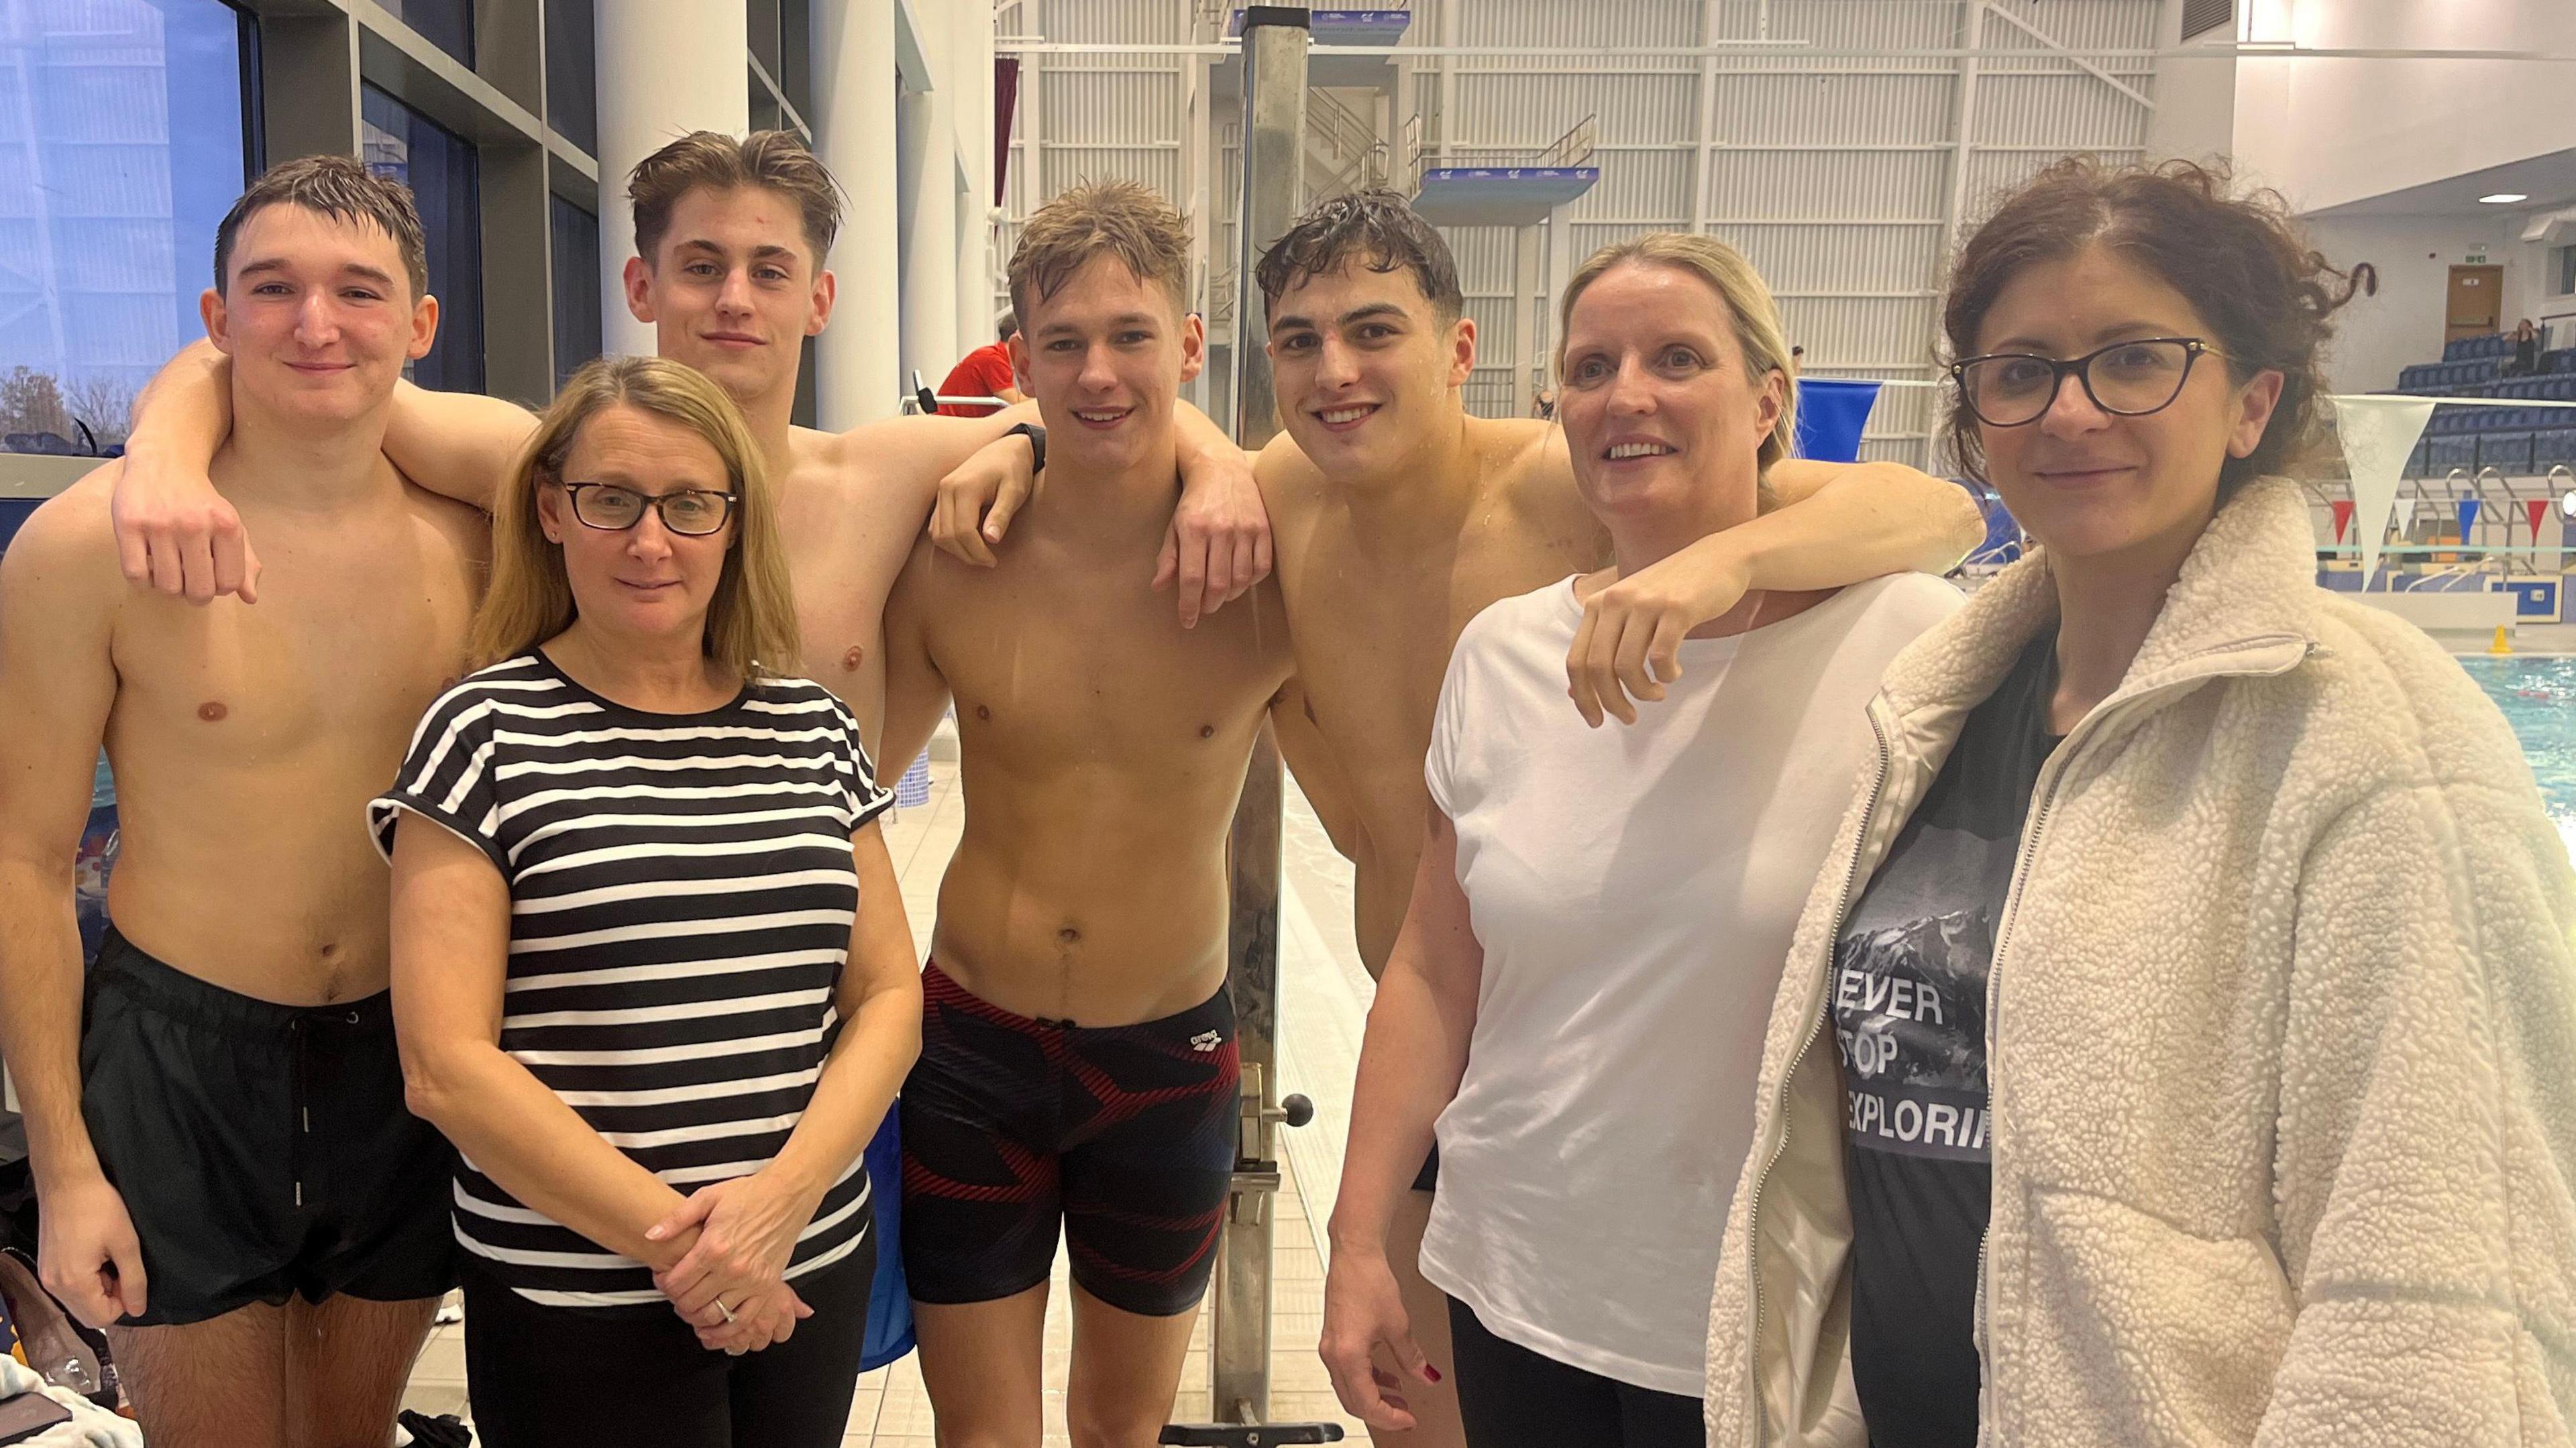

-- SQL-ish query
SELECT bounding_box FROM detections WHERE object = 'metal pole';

[1216,3,1307,1429]
[1512,223,1540,418]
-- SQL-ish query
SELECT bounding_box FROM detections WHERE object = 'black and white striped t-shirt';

[368,651,894,1308]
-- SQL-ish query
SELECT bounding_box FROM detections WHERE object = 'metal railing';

[1538,113,1599,170]
[1304,87,1388,196]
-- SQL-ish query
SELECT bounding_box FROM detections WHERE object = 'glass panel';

[543,0,598,155]
[0,0,250,455]
[549,194,602,390]
[748,0,784,83]
[377,0,474,69]
[779,0,813,121]
[362,84,484,393]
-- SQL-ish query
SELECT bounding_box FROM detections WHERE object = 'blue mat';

[1791,379,1882,463]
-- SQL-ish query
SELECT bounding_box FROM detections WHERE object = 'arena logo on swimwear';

[1189,1030,1223,1053]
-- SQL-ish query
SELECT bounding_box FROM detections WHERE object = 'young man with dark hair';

[108,130,1267,746]
[0,155,485,1448]
[877,178,1295,1448]
[1254,191,1980,1443]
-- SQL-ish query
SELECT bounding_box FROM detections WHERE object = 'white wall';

[2300,211,2552,393]
[2232,0,2576,212]
[2144,0,2235,166]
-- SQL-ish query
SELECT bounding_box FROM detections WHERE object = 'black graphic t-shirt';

[1832,626,2059,1448]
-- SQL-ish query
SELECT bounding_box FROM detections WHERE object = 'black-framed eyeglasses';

[1949,337,2223,429]
[559,482,737,537]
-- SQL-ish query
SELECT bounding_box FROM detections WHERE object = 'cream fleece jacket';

[1705,477,2576,1448]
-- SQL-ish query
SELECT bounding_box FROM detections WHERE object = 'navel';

[197,701,229,723]
[1198,724,1216,739]
[1057,926,1082,946]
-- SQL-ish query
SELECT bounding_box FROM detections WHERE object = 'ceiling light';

[2480,193,2530,205]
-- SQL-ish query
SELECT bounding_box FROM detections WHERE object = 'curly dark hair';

[1943,157,2362,499]
[1255,189,1464,323]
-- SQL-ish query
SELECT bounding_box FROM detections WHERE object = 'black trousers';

[1448,1296,1705,1448]
[460,1239,875,1448]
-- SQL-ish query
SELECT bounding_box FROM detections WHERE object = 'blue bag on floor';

[860,1108,914,1370]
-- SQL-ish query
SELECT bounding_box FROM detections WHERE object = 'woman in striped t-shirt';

[373,357,922,1448]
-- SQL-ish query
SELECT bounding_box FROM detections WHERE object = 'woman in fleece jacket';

[1707,157,2576,1448]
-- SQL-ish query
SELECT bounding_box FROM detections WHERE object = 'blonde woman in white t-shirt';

[1319,235,1962,1448]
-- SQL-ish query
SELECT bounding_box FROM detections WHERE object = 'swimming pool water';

[2459,655,2576,856]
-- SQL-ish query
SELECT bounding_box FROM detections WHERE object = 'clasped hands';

[642,1170,826,1357]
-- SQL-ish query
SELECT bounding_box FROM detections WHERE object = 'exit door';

[2448,265,2505,343]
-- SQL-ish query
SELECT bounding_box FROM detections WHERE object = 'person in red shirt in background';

[934,312,1028,416]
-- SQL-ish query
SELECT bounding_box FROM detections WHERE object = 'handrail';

[1538,113,1599,169]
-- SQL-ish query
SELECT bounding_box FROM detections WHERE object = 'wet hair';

[1008,180,1192,323]
[214,155,429,301]
[1943,156,2361,498]
[1255,189,1464,322]
[472,355,800,679]
[1556,232,1799,474]
[629,130,845,268]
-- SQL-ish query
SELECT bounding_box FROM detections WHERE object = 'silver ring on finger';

[716,1300,737,1324]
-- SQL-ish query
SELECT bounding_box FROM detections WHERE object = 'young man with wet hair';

[0,156,486,1448]
[1251,190,1982,1441]
[108,130,1268,744]
[877,179,1295,1448]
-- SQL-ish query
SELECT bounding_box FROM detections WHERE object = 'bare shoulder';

[1472,416,1598,549]
[1473,417,1572,501]
[783,427,873,522]
[400,474,494,564]
[791,422,943,527]
[1,463,124,598]
[1254,431,1328,518]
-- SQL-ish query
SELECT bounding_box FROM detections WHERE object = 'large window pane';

[362,84,483,393]
[0,0,251,455]
[550,194,602,390]
[543,0,597,155]
[378,0,473,69]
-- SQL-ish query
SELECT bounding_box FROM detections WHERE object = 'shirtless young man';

[874,182,1294,1448]
[0,158,485,1448]
[1250,193,1984,1441]
[110,131,1268,743]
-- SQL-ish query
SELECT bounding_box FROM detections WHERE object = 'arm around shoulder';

[113,339,251,601]
[380,379,539,513]
[1760,458,1985,581]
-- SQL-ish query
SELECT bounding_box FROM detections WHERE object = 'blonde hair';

[1008,180,1192,323]
[1556,233,1799,474]
[470,355,802,677]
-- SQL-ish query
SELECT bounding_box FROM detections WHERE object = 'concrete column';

[812,0,902,428]
[899,32,961,396]
[952,0,998,357]
[594,0,751,358]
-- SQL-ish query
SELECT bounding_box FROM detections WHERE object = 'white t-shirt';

[1418,570,1963,1396]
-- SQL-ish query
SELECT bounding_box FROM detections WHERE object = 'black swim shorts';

[78,928,458,1327]
[900,959,1239,1317]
